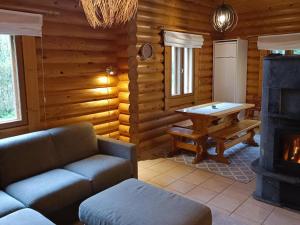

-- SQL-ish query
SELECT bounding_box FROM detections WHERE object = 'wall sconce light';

[106,66,117,76]
[104,65,117,139]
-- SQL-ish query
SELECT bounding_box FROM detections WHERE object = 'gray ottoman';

[79,179,212,225]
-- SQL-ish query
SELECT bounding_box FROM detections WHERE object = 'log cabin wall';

[136,0,217,151]
[118,21,139,144]
[224,2,300,107]
[0,0,129,139]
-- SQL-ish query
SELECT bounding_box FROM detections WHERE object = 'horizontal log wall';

[117,21,138,143]
[0,0,128,139]
[246,37,260,104]
[136,0,215,151]
[225,2,300,106]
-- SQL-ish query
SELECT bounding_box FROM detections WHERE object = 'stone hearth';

[252,55,300,211]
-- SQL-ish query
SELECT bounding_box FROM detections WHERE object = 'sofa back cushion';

[48,122,98,166]
[0,131,59,187]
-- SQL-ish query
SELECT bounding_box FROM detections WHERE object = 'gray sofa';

[0,122,137,224]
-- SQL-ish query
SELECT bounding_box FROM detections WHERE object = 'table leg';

[206,112,238,164]
[192,136,208,164]
[191,118,211,163]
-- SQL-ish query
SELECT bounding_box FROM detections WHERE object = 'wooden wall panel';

[117,21,138,144]
[225,2,300,107]
[136,0,215,151]
[1,0,217,153]
[0,0,127,139]
[246,37,260,104]
[228,3,300,37]
[223,0,300,14]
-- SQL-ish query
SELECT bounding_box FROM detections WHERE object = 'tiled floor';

[138,158,300,225]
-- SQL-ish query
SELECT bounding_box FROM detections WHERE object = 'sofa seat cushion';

[5,169,92,214]
[0,208,55,225]
[0,191,24,217]
[64,154,132,193]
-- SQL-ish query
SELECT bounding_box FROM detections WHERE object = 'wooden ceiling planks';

[212,0,300,13]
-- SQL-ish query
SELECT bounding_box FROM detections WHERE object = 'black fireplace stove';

[252,55,300,211]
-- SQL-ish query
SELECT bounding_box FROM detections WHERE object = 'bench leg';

[167,136,180,157]
[245,130,258,147]
[215,141,230,164]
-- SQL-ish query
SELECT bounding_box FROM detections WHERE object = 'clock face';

[140,43,153,60]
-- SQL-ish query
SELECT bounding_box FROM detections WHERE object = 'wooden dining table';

[175,102,255,162]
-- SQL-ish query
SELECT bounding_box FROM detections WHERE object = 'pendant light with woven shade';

[81,0,138,28]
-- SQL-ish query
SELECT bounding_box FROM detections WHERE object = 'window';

[171,47,194,96]
[165,46,199,110]
[271,49,300,56]
[164,31,203,110]
[0,34,26,128]
[271,50,286,55]
[293,50,300,55]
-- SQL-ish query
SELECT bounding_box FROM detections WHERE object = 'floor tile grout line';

[207,180,251,216]
[143,162,198,184]
[147,164,189,187]
[261,206,276,225]
[163,170,195,187]
[229,195,275,225]
[138,158,167,168]
[145,163,181,176]
[166,172,222,199]
[229,195,251,216]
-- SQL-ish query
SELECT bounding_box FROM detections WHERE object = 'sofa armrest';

[97,136,137,178]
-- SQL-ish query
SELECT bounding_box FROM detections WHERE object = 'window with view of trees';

[271,50,286,55]
[271,50,300,56]
[165,46,199,110]
[294,50,300,55]
[164,31,202,111]
[0,34,26,128]
[171,47,194,97]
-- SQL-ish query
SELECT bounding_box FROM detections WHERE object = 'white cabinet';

[213,39,248,103]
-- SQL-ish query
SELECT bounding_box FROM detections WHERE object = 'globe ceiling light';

[211,3,238,33]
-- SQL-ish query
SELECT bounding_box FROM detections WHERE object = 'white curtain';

[257,33,300,50]
[164,31,204,48]
[0,9,43,37]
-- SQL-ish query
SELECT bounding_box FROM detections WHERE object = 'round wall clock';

[139,43,153,60]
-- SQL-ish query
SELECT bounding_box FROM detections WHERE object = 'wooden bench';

[167,127,205,164]
[173,120,193,129]
[210,119,261,164]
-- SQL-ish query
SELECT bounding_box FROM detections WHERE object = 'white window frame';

[164,46,200,111]
[164,31,203,111]
[170,47,194,97]
[0,34,27,129]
